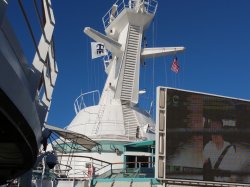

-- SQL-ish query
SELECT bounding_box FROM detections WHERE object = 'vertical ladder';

[122,105,138,138]
[92,104,106,135]
[120,25,141,102]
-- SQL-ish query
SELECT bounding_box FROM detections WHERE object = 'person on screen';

[203,119,236,182]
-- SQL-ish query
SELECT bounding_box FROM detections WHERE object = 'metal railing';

[74,90,100,114]
[33,154,155,180]
[102,0,125,29]
[96,161,155,179]
[55,155,113,179]
[142,0,158,14]
[32,155,110,180]
[102,0,158,29]
[103,53,113,73]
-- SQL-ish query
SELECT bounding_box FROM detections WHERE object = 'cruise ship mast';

[84,0,185,106]
[65,0,186,141]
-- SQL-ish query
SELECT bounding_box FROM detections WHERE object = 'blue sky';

[6,0,250,128]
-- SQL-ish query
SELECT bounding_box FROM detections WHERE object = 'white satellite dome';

[67,102,155,141]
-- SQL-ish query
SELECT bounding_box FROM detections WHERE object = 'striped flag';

[171,56,180,73]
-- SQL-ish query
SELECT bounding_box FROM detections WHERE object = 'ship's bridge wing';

[45,124,98,150]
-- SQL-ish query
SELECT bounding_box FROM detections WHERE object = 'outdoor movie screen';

[163,88,250,184]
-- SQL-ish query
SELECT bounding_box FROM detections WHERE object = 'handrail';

[102,0,158,29]
[74,90,100,114]
[55,154,113,179]
[58,156,154,178]
[112,161,154,165]
[102,0,125,29]
[58,155,112,165]
[97,161,155,179]
[34,152,155,180]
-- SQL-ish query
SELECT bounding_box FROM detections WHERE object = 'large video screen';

[162,88,250,184]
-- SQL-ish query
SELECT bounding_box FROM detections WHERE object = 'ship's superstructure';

[1,0,187,186]
[67,0,184,142]
[55,0,185,182]
[2,1,250,187]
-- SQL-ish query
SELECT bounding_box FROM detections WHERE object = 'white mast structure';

[67,0,184,145]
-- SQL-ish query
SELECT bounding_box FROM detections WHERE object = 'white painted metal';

[102,0,158,29]
[133,182,151,187]
[63,2,186,174]
[95,182,113,187]
[113,181,131,187]
[122,105,139,137]
[67,104,154,140]
[91,104,106,135]
[31,0,55,75]
[56,0,186,182]
[141,47,185,59]
[124,151,153,157]
[30,0,58,123]
[84,27,122,55]
[74,90,100,114]
[155,87,166,180]
[120,25,141,103]
[94,181,152,187]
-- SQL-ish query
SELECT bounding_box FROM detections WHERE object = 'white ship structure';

[0,0,187,186]
[10,0,249,187]
[39,0,186,186]
[57,0,185,178]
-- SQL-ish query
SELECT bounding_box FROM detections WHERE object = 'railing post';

[111,163,113,177]
[73,157,75,180]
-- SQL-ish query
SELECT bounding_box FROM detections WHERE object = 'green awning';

[125,140,155,148]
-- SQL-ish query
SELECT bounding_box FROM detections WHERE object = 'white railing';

[102,0,158,29]
[102,0,125,29]
[74,90,100,114]
[143,0,158,14]
[57,155,113,179]
[33,155,113,180]
[103,53,113,73]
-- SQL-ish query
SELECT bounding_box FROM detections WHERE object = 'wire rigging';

[86,37,90,92]
[152,18,156,119]
[164,56,168,86]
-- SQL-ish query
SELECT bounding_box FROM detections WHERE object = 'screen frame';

[155,86,250,186]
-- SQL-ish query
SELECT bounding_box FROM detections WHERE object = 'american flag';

[171,56,180,73]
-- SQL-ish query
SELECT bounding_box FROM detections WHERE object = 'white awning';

[45,124,98,150]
